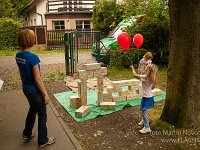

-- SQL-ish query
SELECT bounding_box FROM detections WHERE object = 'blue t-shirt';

[16,51,41,93]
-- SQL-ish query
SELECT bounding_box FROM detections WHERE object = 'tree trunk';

[160,0,200,128]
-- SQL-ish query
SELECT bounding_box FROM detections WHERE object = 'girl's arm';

[131,65,140,78]
[137,64,141,74]
[32,64,50,105]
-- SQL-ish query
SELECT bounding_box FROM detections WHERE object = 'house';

[23,0,95,30]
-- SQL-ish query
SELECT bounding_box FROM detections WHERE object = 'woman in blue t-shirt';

[16,29,55,147]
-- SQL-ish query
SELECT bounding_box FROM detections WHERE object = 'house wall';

[27,0,47,26]
[36,0,47,25]
[46,18,93,30]
[26,0,94,30]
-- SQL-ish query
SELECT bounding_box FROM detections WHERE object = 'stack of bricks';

[84,63,104,105]
[152,88,163,96]
[103,79,142,102]
[69,63,108,117]
[69,62,163,116]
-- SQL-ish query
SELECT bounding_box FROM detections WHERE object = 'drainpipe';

[36,13,43,25]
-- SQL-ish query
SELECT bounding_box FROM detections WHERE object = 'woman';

[16,29,55,147]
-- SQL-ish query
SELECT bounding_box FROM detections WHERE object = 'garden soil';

[1,54,199,150]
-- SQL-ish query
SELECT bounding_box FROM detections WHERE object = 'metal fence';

[47,29,108,50]
[64,31,101,76]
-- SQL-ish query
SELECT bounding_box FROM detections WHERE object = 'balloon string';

[127,55,132,65]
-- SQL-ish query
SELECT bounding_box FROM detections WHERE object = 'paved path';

[0,54,65,68]
[0,52,94,68]
[0,53,96,149]
[0,90,81,150]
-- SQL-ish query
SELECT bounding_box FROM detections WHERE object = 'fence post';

[64,32,70,75]
[96,32,101,63]
[69,32,74,76]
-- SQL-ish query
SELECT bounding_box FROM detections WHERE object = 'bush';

[126,15,169,66]
[109,48,147,69]
[0,18,23,50]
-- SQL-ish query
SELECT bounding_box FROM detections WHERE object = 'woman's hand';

[44,94,50,105]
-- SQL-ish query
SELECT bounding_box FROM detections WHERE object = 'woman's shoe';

[22,131,36,140]
[39,137,56,148]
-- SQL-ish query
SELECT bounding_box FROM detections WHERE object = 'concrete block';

[100,102,116,110]
[112,95,126,102]
[77,70,87,79]
[69,96,81,108]
[152,88,162,96]
[101,67,107,76]
[75,105,90,118]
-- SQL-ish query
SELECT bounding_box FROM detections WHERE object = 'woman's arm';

[32,64,50,105]
[130,65,140,79]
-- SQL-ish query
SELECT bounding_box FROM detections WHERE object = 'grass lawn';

[107,66,167,87]
[0,49,65,56]
[0,49,92,56]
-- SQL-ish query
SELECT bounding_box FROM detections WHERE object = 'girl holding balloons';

[131,63,158,134]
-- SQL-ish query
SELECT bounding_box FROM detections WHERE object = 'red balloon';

[133,34,144,48]
[117,32,131,51]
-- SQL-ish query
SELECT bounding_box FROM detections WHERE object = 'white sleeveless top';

[140,74,153,98]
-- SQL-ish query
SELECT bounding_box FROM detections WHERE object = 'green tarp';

[54,89,166,122]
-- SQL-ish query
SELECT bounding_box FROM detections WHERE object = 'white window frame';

[52,20,65,30]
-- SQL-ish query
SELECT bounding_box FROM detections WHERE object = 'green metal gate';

[64,31,101,76]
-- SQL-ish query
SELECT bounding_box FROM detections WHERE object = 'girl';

[131,64,158,134]
[138,52,153,74]
[16,29,55,147]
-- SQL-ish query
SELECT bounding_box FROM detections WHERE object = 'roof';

[22,0,41,13]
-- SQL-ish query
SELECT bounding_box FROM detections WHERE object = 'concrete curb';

[49,101,82,150]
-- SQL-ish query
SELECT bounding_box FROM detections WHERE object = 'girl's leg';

[23,91,36,137]
[141,110,150,128]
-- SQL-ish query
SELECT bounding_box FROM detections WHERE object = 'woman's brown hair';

[18,29,35,50]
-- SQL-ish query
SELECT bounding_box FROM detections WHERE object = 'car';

[91,15,142,65]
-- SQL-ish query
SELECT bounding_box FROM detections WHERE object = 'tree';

[11,0,32,18]
[120,0,146,18]
[0,0,14,18]
[0,0,31,18]
[160,0,200,128]
[92,0,123,31]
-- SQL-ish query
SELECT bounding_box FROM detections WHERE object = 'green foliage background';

[0,0,31,50]
[93,0,169,67]
[0,18,23,50]
[92,0,123,31]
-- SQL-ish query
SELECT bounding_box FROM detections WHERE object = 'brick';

[92,63,101,70]
[69,96,81,108]
[100,102,116,110]
[126,94,135,101]
[152,88,162,96]
[101,67,107,76]
[77,70,87,79]
[75,105,90,118]
[112,95,126,102]
[84,64,94,71]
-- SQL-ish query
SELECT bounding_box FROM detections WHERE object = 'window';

[84,21,90,29]
[75,20,91,29]
[52,21,65,30]
[34,19,36,25]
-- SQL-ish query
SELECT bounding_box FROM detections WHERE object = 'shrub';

[0,18,23,50]
[126,15,169,66]
[109,48,147,69]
